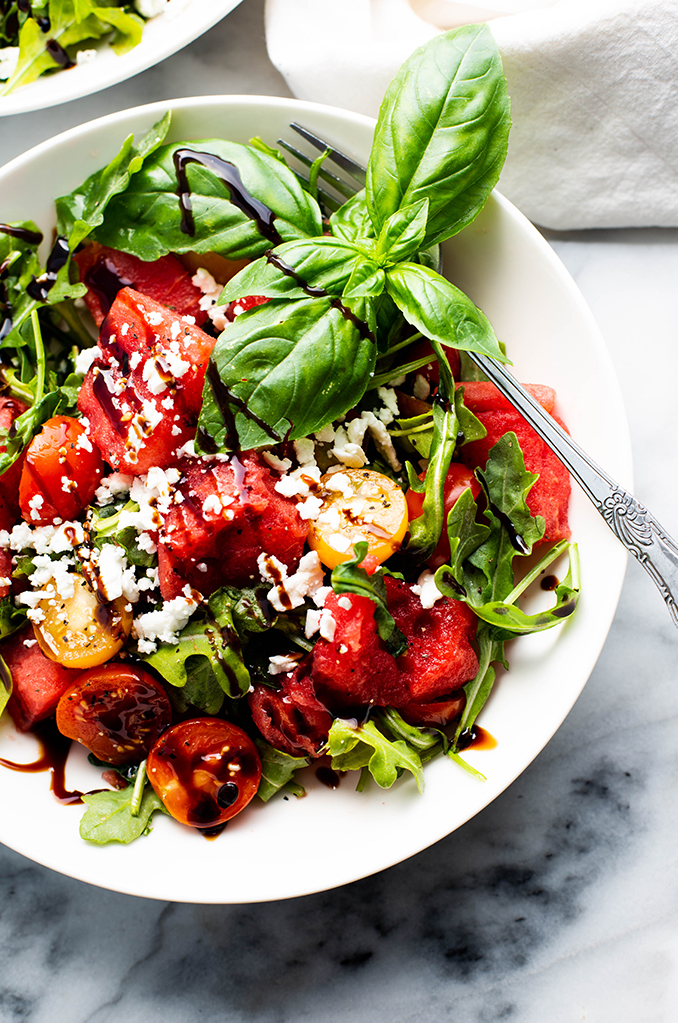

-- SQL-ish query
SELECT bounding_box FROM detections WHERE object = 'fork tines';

[278,122,368,215]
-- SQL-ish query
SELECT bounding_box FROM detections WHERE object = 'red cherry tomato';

[56,664,172,766]
[19,415,104,526]
[399,692,466,727]
[147,718,262,829]
[406,463,481,568]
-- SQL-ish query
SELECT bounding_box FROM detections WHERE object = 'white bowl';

[0,0,243,117]
[0,96,631,903]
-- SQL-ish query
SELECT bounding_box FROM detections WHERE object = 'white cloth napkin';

[265,0,678,230]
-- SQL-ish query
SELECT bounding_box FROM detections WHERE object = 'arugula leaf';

[327,718,424,793]
[218,236,362,305]
[80,783,167,844]
[386,262,506,361]
[255,740,309,802]
[365,24,510,247]
[198,296,377,451]
[0,597,27,643]
[93,5,143,55]
[331,542,407,657]
[405,397,458,564]
[143,615,250,702]
[95,140,323,262]
[56,112,172,246]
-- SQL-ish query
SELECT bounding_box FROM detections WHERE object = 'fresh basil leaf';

[330,190,373,243]
[219,237,362,305]
[365,24,510,247]
[198,296,377,451]
[342,259,385,300]
[95,140,323,262]
[375,199,429,264]
[255,739,309,802]
[331,542,407,657]
[328,718,424,793]
[79,783,167,845]
[386,262,505,361]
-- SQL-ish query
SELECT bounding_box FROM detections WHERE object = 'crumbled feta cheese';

[268,654,300,676]
[328,532,352,554]
[314,424,336,444]
[296,495,324,521]
[133,593,199,653]
[413,374,431,401]
[98,543,139,603]
[337,596,353,611]
[74,345,102,376]
[95,472,133,506]
[305,606,337,641]
[411,569,444,609]
[129,351,143,370]
[142,358,169,395]
[258,551,326,612]
[263,451,293,473]
[376,386,400,424]
[0,47,19,81]
[28,494,44,521]
[331,424,368,468]
[75,48,98,65]
[294,438,316,467]
[360,410,402,471]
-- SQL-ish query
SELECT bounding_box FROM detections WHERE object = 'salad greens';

[0,23,580,844]
[0,1,155,97]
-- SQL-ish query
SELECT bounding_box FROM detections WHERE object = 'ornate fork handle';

[471,353,678,626]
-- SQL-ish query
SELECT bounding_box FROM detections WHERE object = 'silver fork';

[279,122,678,627]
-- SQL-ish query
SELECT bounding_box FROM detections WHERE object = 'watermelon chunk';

[3,626,82,731]
[74,243,207,326]
[457,381,571,544]
[158,453,308,597]
[78,287,216,474]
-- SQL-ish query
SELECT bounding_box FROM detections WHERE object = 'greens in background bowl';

[0,0,243,115]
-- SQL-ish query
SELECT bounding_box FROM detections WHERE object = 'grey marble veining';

[2,3,678,1021]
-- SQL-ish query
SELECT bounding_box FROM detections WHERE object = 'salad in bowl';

[0,27,627,902]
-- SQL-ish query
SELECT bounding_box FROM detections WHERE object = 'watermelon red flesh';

[248,663,333,758]
[78,287,216,474]
[158,453,308,597]
[0,549,11,599]
[0,396,28,534]
[3,626,82,731]
[310,589,407,710]
[385,576,479,703]
[74,243,207,327]
[458,381,571,545]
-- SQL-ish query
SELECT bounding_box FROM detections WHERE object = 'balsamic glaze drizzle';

[265,250,376,343]
[0,223,44,246]
[46,38,73,68]
[173,148,283,245]
[205,361,281,450]
[25,235,70,302]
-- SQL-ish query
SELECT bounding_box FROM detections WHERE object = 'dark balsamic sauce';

[0,223,43,246]
[205,361,281,449]
[487,495,529,554]
[540,574,559,591]
[173,148,282,245]
[0,724,82,804]
[316,766,341,789]
[26,235,69,301]
[91,372,129,437]
[84,258,135,317]
[45,38,73,68]
[265,250,376,343]
[456,726,497,752]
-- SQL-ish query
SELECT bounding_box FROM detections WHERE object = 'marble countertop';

[1,1,677,1020]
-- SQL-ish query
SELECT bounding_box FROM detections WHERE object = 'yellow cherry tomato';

[308,468,408,569]
[33,574,133,669]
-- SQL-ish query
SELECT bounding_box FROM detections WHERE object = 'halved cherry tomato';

[399,693,466,727]
[33,574,132,668]
[56,664,172,766]
[406,463,481,568]
[147,718,262,829]
[19,415,104,526]
[308,468,408,569]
